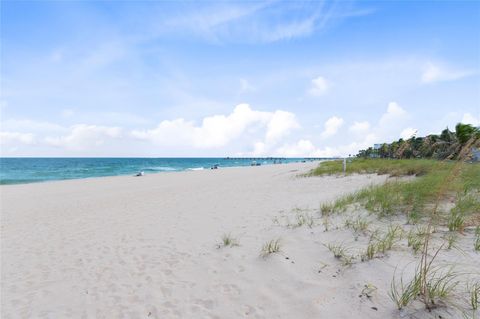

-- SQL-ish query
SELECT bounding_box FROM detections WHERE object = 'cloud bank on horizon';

[1,0,479,157]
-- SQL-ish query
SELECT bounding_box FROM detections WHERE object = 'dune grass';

[389,260,467,312]
[309,158,440,177]
[376,224,404,253]
[389,268,422,310]
[260,239,282,258]
[362,241,377,261]
[274,208,316,229]
[449,193,480,231]
[407,226,432,254]
[314,159,479,228]
[360,225,403,261]
[387,153,480,313]
[444,232,458,250]
[289,211,315,228]
[344,216,370,234]
[319,193,357,215]
[325,242,349,258]
[325,242,355,266]
[218,233,239,248]
[311,157,480,314]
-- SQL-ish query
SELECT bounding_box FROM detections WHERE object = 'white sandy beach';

[1,162,478,319]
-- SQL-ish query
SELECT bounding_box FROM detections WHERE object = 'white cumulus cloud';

[349,121,370,134]
[274,139,342,157]
[265,110,300,143]
[131,104,299,149]
[45,124,122,151]
[305,102,411,157]
[275,139,318,157]
[461,113,480,126]
[400,127,418,139]
[379,102,407,126]
[321,116,344,139]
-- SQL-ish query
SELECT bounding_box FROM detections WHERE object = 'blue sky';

[1,0,479,157]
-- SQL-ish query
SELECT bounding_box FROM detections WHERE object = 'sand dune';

[1,162,478,318]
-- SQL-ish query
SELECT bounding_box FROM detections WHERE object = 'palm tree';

[455,123,479,144]
[355,122,479,160]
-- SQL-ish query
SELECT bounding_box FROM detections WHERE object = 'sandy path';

[3,162,470,318]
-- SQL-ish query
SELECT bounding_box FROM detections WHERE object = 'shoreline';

[0,160,322,188]
[0,159,324,187]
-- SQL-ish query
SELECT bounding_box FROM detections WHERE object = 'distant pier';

[223,157,331,161]
[223,157,287,161]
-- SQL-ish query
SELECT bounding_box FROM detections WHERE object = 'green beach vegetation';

[309,127,479,315]
[355,123,479,160]
[311,158,479,226]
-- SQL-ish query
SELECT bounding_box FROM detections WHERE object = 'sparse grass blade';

[344,216,370,234]
[324,242,355,266]
[218,233,239,248]
[469,281,480,310]
[444,232,458,250]
[260,239,282,258]
[389,269,420,310]
[475,226,480,252]
[448,210,465,232]
[325,242,347,259]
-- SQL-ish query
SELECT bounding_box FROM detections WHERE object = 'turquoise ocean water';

[0,157,327,185]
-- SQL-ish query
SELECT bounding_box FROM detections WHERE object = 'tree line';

[356,123,480,160]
